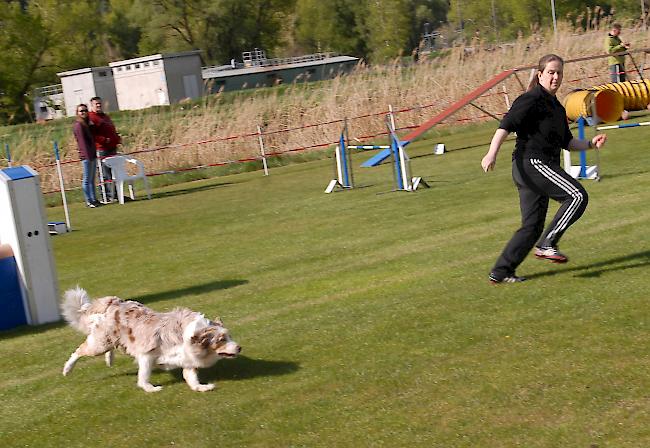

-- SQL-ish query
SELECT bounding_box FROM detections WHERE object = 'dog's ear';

[212,316,224,326]
[191,329,214,348]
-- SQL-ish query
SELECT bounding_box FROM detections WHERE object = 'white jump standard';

[385,117,428,192]
[325,124,355,193]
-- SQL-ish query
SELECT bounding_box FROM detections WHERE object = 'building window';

[98,70,108,77]
[135,63,140,69]
[153,60,160,66]
[117,67,123,72]
[126,65,132,71]
[144,62,150,67]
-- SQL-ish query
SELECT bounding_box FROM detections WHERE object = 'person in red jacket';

[89,96,121,201]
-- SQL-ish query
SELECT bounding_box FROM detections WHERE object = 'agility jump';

[325,113,429,193]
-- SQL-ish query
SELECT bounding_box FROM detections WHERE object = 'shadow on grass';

[526,250,650,280]
[118,355,300,386]
[0,320,66,341]
[150,181,234,200]
[134,279,248,304]
[201,355,300,382]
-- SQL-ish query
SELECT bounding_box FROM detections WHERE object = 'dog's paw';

[105,351,114,367]
[139,383,163,393]
[62,363,74,376]
[193,383,215,392]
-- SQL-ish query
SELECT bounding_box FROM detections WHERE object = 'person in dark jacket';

[480,54,608,284]
[89,96,121,201]
[72,104,99,208]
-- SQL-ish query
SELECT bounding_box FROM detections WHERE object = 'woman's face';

[538,60,563,95]
[77,106,88,117]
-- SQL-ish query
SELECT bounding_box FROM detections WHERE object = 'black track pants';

[491,157,588,278]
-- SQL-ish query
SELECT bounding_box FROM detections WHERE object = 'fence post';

[502,85,511,110]
[257,125,269,176]
[4,143,11,167]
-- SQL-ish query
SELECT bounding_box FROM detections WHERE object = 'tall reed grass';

[2,24,649,193]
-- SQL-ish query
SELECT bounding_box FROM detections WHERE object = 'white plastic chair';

[101,155,152,205]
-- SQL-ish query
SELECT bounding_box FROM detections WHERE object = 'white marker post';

[53,141,71,230]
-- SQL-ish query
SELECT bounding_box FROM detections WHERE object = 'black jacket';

[499,84,573,163]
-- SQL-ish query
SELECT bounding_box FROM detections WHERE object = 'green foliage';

[446,0,644,41]
[294,0,449,61]
[124,0,296,64]
[0,0,646,125]
[0,2,50,123]
[0,0,112,124]
[294,0,369,56]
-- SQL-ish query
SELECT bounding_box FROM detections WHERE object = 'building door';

[182,75,200,99]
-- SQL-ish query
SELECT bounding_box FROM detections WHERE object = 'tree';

[126,0,295,65]
[0,0,114,124]
[0,2,50,123]
[294,0,368,56]
[364,0,413,61]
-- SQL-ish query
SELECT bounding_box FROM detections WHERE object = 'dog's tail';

[61,286,92,332]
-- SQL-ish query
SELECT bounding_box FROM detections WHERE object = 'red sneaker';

[534,246,568,263]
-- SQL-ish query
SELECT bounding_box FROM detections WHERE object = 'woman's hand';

[481,153,497,172]
[591,134,607,149]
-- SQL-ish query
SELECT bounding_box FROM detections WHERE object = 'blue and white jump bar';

[348,145,391,150]
[596,121,650,130]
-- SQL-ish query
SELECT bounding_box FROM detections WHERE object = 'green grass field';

[1,116,650,447]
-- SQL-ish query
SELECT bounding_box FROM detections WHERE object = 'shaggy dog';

[61,287,240,392]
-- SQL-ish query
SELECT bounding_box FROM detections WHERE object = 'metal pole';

[491,0,499,41]
[257,125,269,176]
[550,0,557,35]
[97,157,107,203]
[53,141,71,231]
[5,143,11,167]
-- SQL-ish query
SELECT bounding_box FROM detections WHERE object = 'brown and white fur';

[61,287,240,392]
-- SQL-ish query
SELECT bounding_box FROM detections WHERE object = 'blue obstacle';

[360,140,409,167]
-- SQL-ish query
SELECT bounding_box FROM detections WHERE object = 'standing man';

[88,96,121,201]
[606,23,630,82]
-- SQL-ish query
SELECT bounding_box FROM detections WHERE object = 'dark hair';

[612,23,622,30]
[90,96,102,102]
[76,104,89,125]
[527,54,564,91]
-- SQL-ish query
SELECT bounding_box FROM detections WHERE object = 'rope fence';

[6,52,650,198]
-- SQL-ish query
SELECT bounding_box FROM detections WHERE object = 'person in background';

[606,23,630,83]
[72,104,99,208]
[88,96,121,201]
[481,54,607,284]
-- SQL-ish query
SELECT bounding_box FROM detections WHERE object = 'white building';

[109,51,202,111]
[57,67,119,117]
[33,84,65,121]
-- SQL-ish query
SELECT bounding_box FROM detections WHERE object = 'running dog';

[61,287,240,392]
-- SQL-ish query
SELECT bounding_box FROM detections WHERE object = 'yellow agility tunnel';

[563,89,624,122]
[592,79,650,111]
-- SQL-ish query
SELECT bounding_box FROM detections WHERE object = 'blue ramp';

[360,140,409,167]
[361,149,391,167]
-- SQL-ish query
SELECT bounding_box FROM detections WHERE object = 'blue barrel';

[0,245,28,330]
